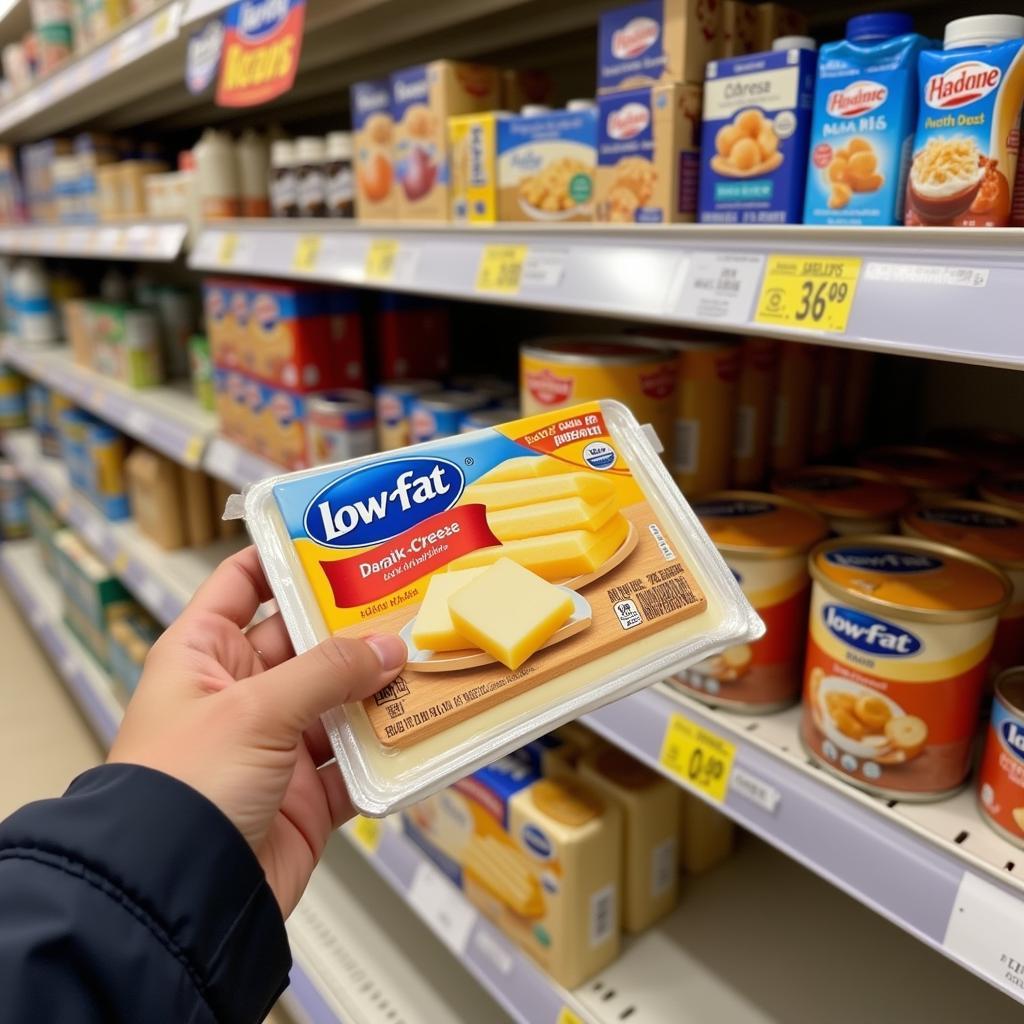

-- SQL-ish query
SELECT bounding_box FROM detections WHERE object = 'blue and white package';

[699,45,816,224]
[804,13,926,225]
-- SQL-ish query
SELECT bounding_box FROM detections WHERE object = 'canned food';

[374,379,441,451]
[672,339,741,494]
[978,667,1024,848]
[857,445,976,501]
[901,499,1024,681]
[930,427,1024,474]
[520,337,678,460]
[673,492,828,712]
[773,466,911,536]
[460,406,518,432]
[809,348,842,461]
[802,536,1011,800]
[307,390,375,465]
[770,342,817,472]
[409,391,488,443]
[839,351,874,451]
[732,338,779,487]
[980,470,1024,513]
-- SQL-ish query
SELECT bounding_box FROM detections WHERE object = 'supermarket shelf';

[203,434,285,490]
[0,541,122,745]
[584,683,1024,1007]
[192,220,1024,369]
[0,222,188,261]
[3,430,242,625]
[3,340,214,468]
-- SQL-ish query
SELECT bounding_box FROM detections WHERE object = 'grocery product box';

[450,108,597,223]
[26,489,61,576]
[126,447,188,550]
[597,0,720,94]
[500,68,555,110]
[374,292,450,379]
[58,409,131,520]
[720,0,756,57]
[595,83,702,223]
[753,3,807,52]
[351,78,397,221]
[391,60,500,221]
[89,302,163,388]
[699,45,816,224]
[403,753,623,987]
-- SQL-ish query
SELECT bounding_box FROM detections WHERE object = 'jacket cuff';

[0,762,291,1024]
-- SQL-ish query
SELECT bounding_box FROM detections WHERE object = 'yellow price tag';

[365,239,399,281]
[754,254,861,334]
[476,244,527,294]
[217,233,238,266]
[154,7,172,37]
[351,815,381,853]
[659,712,735,803]
[112,229,128,252]
[183,435,206,466]
[292,235,321,272]
[557,1009,585,1024]
[112,551,129,575]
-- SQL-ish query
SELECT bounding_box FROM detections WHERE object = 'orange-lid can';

[770,341,816,473]
[773,465,911,536]
[980,470,1024,513]
[978,667,1024,849]
[673,492,828,712]
[857,445,976,501]
[901,499,1024,681]
[732,337,780,487]
[802,535,1011,800]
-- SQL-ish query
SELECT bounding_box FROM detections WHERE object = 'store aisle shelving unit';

[0,222,188,261]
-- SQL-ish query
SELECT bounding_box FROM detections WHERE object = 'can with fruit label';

[802,536,1010,800]
[978,667,1024,848]
[672,492,828,712]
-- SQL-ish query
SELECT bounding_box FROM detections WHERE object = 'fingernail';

[365,633,407,672]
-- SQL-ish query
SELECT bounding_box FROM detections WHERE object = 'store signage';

[185,18,224,94]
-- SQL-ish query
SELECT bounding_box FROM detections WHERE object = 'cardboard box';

[450,108,597,223]
[351,78,397,221]
[721,0,757,57]
[500,68,555,111]
[595,82,702,223]
[679,790,735,872]
[374,293,450,379]
[391,60,500,221]
[597,0,720,94]
[403,752,622,988]
[753,2,807,52]
[180,465,214,548]
[126,447,187,550]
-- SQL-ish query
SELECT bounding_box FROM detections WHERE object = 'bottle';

[295,136,327,218]
[194,128,240,221]
[10,260,56,346]
[325,131,354,218]
[236,129,270,218]
[566,98,597,112]
[270,139,299,218]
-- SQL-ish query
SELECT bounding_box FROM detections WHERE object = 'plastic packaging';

[235,400,763,815]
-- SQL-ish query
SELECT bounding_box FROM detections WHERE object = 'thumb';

[251,633,407,737]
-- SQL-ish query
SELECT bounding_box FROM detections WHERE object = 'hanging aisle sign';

[215,0,305,108]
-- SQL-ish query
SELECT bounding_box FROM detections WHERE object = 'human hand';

[108,546,406,917]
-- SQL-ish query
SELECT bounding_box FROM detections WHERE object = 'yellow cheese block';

[448,558,574,670]
[464,472,615,512]
[487,493,617,542]
[448,512,628,581]
[476,454,576,484]
[463,834,544,917]
[410,567,485,652]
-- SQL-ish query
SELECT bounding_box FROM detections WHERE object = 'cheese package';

[403,752,622,987]
[238,400,762,814]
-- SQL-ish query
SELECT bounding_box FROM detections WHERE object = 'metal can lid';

[691,491,828,557]
[773,466,911,521]
[857,445,976,494]
[901,499,1024,569]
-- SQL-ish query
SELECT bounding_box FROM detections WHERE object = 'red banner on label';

[319,504,499,608]
[216,0,304,108]
[515,410,610,454]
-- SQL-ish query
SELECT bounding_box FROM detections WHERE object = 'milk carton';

[804,14,926,225]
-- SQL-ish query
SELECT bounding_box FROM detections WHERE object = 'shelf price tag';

[476,244,527,294]
[754,254,861,334]
[350,815,380,853]
[557,1009,585,1024]
[659,712,735,803]
[183,435,206,466]
[217,233,238,266]
[292,234,321,272]
[364,239,399,281]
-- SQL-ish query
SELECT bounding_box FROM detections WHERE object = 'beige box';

[595,82,702,223]
[179,466,214,548]
[500,68,555,111]
[679,790,735,873]
[578,746,681,932]
[720,0,757,57]
[752,2,807,51]
[597,0,720,94]
[126,448,187,550]
[391,60,500,221]
[350,78,397,221]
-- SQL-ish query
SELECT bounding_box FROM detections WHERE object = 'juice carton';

[805,14,926,225]
[595,82,702,222]
[391,60,500,221]
[699,42,817,224]
[351,79,397,220]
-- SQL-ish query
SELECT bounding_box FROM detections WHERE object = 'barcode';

[637,578,697,620]
[590,884,616,946]
[733,404,755,460]
[648,522,675,560]
[651,837,677,898]
[673,418,700,474]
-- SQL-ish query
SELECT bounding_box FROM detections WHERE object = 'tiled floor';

[0,579,293,1024]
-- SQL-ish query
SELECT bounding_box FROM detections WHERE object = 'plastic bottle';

[236,129,270,218]
[295,136,327,218]
[194,128,240,221]
[325,131,354,218]
[566,98,597,112]
[10,260,56,345]
[270,139,299,218]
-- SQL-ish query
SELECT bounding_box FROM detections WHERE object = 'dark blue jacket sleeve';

[0,763,291,1024]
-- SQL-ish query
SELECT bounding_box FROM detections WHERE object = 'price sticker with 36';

[659,712,736,803]
[476,244,527,294]
[754,255,862,334]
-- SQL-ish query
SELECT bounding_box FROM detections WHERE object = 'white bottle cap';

[326,132,353,160]
[944,15,1024,48]
[773,35,817,51]
[271,139,296,167]
[566,98,597,112]
[520,104,551,116]
[296,136,326,163]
